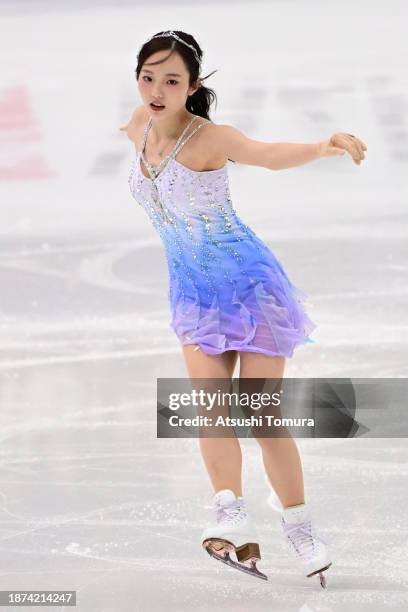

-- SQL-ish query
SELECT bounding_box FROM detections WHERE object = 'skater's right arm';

[119,105,148,148]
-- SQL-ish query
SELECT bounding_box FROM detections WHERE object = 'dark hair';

[134,30,218,120]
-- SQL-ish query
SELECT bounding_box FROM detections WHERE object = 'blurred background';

[0,1,407,611]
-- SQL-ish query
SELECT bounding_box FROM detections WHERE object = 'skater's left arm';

[217,125,367,170]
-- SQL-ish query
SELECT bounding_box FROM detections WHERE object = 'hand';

[318,133,367,165]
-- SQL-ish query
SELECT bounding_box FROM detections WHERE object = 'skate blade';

[306,562,332,589]
[202,539,268,581]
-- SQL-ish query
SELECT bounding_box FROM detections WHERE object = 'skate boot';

[201,489,267,580]
[281,503,332,588]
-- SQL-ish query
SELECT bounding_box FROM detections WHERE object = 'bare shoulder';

[211,123,246,149]
[201,122,246,161]
[207,123,271,167]
[198,120,229,166]
[171,116,226,170]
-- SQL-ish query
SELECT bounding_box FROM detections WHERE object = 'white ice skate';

[201,489,268,580]
[281,503,332,588]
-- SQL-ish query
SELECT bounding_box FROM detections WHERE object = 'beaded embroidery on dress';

[128,114,316,357]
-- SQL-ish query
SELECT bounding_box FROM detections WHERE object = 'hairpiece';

[145,30,201,65]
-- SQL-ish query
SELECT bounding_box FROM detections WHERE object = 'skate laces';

[283,518,326,560]
[215,500,247,525]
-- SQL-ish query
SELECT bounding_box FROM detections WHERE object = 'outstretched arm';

[119,105,147,142]
[217,125,367,170]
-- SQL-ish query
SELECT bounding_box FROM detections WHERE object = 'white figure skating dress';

[128,114,316,357]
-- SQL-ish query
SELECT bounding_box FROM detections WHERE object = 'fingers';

[335,134,358,162]
[348,134,367,151]
[346,134,368,165]
[345,135,362,164]
[337,133,366,164]
[350,136,367,160]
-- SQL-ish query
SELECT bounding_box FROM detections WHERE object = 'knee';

[251,431,284,449]
[251,429,269,446]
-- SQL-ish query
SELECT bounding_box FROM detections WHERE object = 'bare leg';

[181,344,242,496]
[239,353,305,508]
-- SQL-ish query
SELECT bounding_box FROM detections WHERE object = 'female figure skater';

[121,30,367,587]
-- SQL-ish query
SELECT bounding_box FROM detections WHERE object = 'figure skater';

[120,30,367,587]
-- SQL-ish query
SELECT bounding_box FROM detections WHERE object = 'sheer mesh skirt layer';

[169,255,316,358]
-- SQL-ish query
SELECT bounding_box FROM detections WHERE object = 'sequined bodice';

[127,114,270,305]
[128,115,233,227]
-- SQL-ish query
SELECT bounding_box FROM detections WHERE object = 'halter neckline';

[136,115,227,190]
[140,115,200,180]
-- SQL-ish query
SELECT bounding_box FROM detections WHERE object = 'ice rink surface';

[1,0,407,610]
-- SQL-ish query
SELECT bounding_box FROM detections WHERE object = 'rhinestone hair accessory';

[145,30,201,65]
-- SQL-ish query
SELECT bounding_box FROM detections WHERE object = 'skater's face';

[138,50,199,116]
